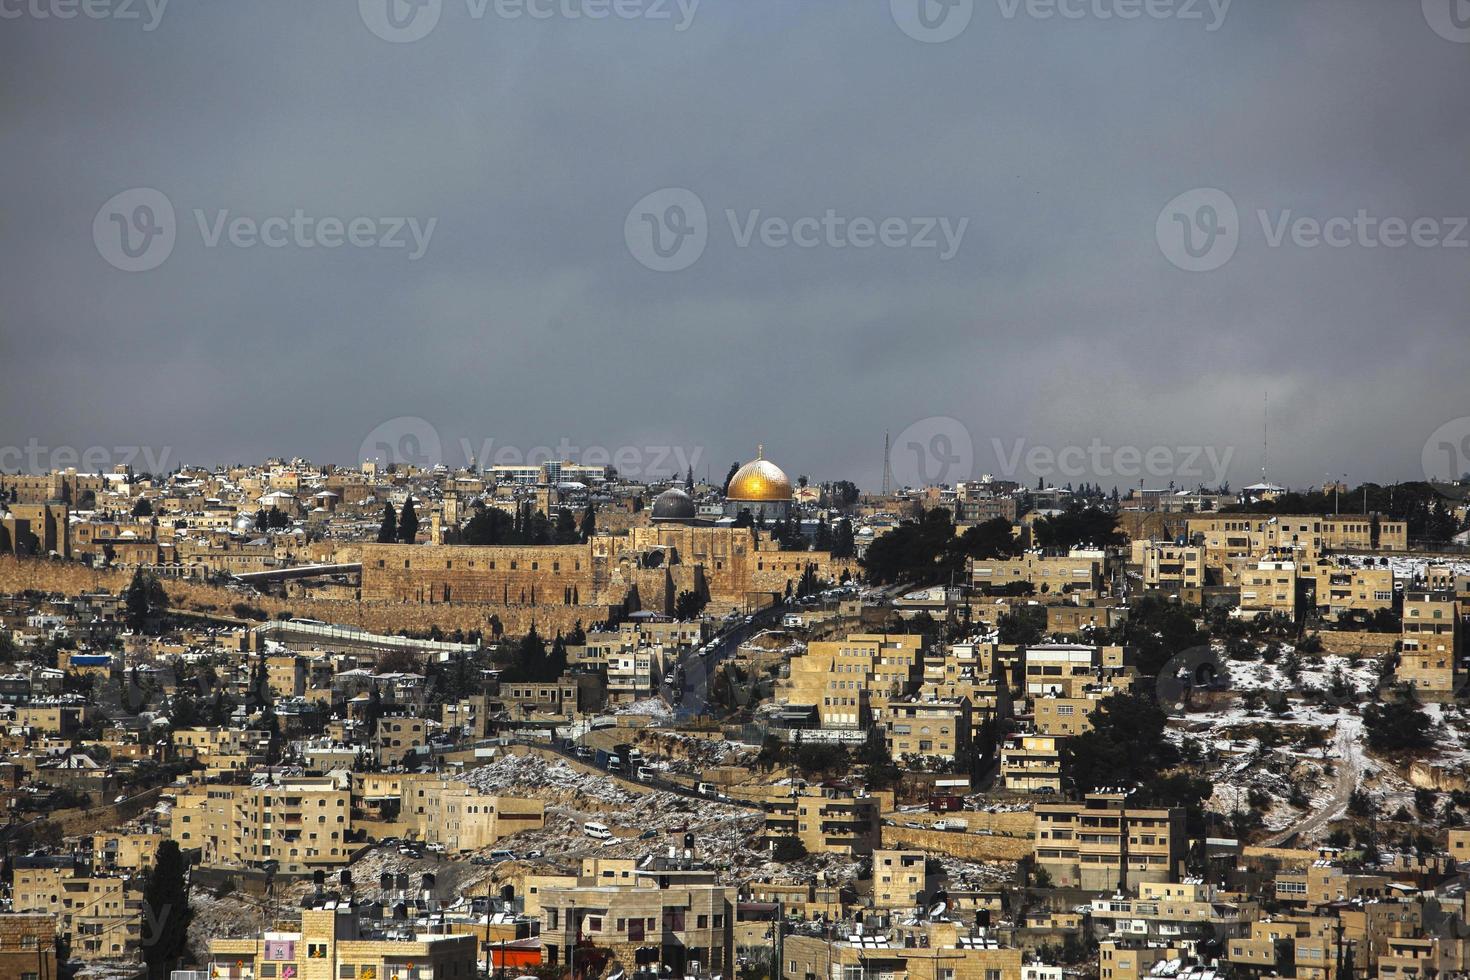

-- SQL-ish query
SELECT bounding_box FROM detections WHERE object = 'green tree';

[722,462,741,495]
[141,840,192,980]
[831,518,856,559]
[377,503,398,543]
[397,497,419,543]
[998,605,1048,645]
[132,497,153,517]
[1363,696,1433,752]
[579,504,596,542]
[125,569,168,632]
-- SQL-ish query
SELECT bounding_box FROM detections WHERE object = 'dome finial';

[757,444,763,460]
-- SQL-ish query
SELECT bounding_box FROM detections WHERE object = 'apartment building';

[783,633,926,729]
[0,914,59,980]
[782,926,1023,980]
[537,874,736,978]
[1399,590,1462,694]
[1000,734,1061,792]
[1132,542,1206,590]
[880,695,972,765]
[1304,561,1395,619]
[1089,880,1259,945]
[206,908,477,980]
[172,775,351,873]
[395,774,544,852]
[1033,691,1113,736]
[972,551,1106,596]
[1238,561,1301,619]
[1033,792,1186,891]
[1322,515,1408,552]
[374,715,428,767]
[91,829,163,873]
[1023,644,1131,697]
[11,858,141,960]
[872,849,933,909]
[764,785,885,856]
[173,727,273,773]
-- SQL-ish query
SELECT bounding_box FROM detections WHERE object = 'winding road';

[1264,716,1363,847]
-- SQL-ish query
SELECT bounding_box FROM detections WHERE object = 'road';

[660,605,786,719]
[1264,717,1362,847]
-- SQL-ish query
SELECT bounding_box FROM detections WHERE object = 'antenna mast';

[881,431,894,496]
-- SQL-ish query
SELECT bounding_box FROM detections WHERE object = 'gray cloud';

[2,0,1467,489]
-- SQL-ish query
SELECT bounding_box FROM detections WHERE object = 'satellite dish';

[928,902,947,919]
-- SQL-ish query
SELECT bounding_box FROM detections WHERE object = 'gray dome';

[651,486,697,522]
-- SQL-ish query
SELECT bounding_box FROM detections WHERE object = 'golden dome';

[727,448,793,502]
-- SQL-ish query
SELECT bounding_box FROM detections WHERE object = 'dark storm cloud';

[2,0,1468,489]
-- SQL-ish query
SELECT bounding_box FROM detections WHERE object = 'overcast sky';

[2,0,1468,492]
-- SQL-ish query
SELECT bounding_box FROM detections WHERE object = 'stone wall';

[880,824,1033,861]
[0,556,614,638]
[1315,630,1397,656]
[886,809,1035,838]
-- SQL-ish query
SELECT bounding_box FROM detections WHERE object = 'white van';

[583,821,612,840]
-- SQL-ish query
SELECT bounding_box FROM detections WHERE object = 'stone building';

[206,908,477,980]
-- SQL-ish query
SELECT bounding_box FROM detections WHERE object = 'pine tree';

[580,504,596,542]
[141,840,191,980]
[397,497,418,543]
[377,503,398,543]
[723,462,740,495]
[554,508,578,544]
